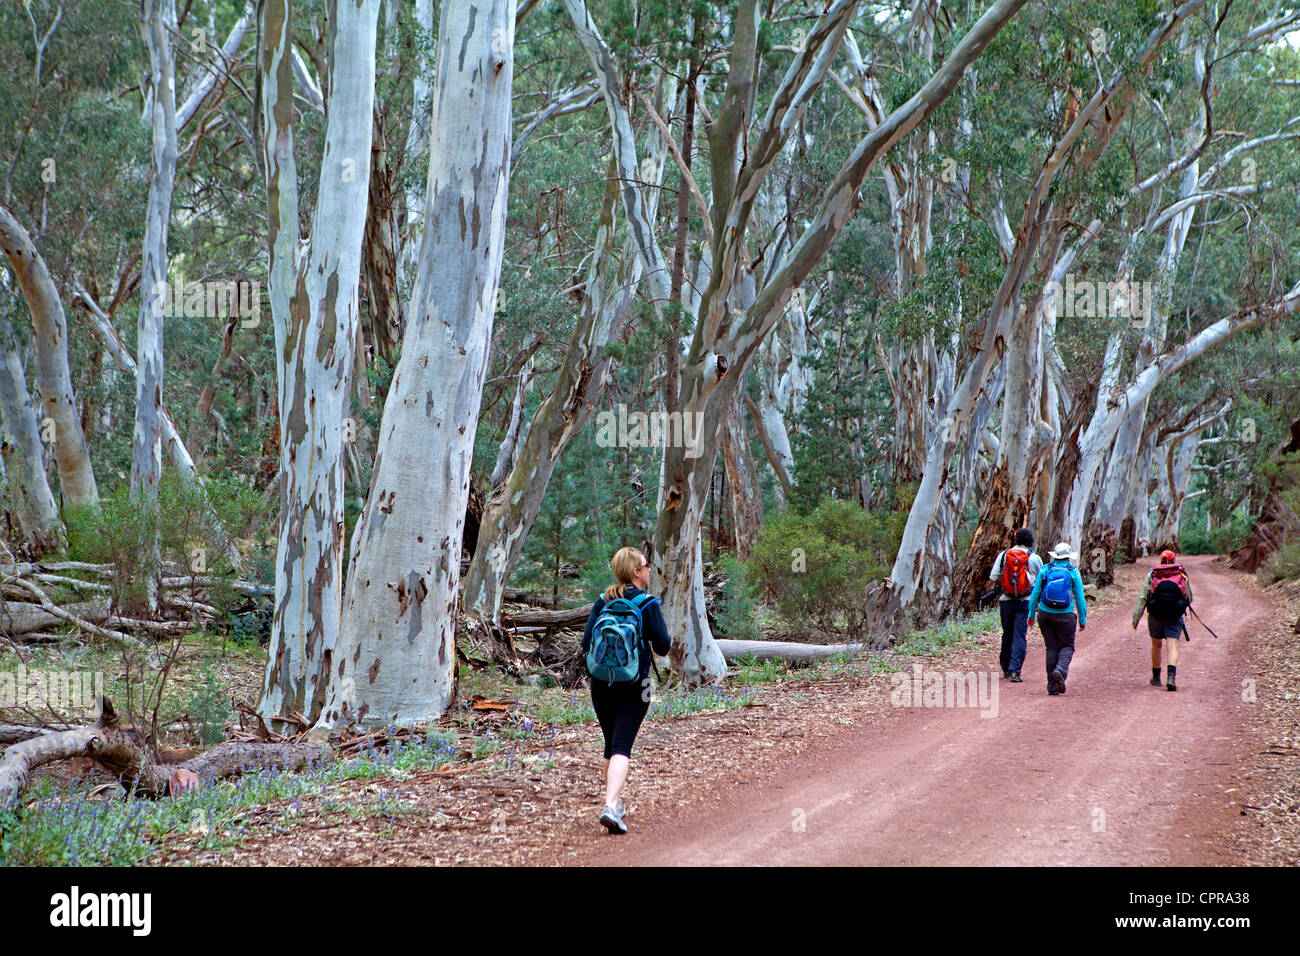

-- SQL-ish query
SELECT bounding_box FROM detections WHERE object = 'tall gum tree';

[0,203,98,508]
[567,0,1030,681]
[257,0,382,731]
[887,0,1209,610]
[315,0,516,731]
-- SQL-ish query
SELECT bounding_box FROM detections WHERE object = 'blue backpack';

[587,592,659,683]
[1039,563,1074,612]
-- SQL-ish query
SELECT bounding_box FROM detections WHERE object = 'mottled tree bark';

[0,204,98,507]
[316,0,515,731]
[0,312,62,552]
[258,0,381,731]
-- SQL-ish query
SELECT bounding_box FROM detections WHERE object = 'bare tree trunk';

[0,204,98,507]
[0,312,62,552]
[397,0,435,290]
[890,0,1208,607]
[1061,284,1300,549]
[719,389,762,560]
[316,0,515,731]
[129,0,180,613]
[258,0,381,731]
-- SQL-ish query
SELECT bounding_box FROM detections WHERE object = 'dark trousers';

[590,678,651,759]
[1039,612,1077,681]
[999,599,1029,674]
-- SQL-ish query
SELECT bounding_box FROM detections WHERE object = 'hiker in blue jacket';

[581,546,672,834]
[1027,542,1088,696]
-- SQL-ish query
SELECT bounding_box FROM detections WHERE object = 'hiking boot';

[1150,675,1162,686]
[1009,672,1023,683]
[1050,670,1066,695]
[1166,677,1177,692]
[600,804,627,835]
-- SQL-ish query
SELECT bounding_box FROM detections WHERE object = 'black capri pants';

[590,678,651,759]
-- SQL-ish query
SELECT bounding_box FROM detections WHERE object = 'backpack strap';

[629,592,662,681]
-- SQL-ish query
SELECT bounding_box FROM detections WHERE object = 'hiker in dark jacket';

[581,546,672,834]
[988,528,1043,682]
[1132,549,1193,691]
[1027,542,1087,696]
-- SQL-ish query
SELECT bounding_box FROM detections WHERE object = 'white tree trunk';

[258,0,381,730]
[0,204,98,507]
[316,0,516,731]
[1061,281,1300,548]
[888,0,1208,605]
[0,313,61,552]
[132,0,179,507]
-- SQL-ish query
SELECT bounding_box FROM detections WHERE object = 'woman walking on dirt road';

[581,546,672,834]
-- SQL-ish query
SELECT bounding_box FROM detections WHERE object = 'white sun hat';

[1050,542,1074,561]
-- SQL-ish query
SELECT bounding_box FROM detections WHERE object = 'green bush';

[64,472,274,611]
[1259,459,1300,582]
[1261,535,1300,584]
[713,553,762,641]
[186,655,231,747]
[1178,510,1253,556]
[744,495,909,639]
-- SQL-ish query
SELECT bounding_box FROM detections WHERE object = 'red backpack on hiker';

[1000,549,1033,598]
[1146,563,1190,619]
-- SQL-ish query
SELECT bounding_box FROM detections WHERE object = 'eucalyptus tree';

[257,0,383,730]
[561,0,1029,681]
[894,0,1212,615]
[0,298,61,551]
[315,0,517,731]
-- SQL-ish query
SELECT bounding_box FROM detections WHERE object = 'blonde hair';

[604,547,647,601]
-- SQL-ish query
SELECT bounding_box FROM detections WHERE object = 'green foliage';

[1177,509,1254,557]
[185,655,231,747]
[1259,453,1300,583]
[64,472,274,609]
[745,494,910,639]
[713,553,761,641]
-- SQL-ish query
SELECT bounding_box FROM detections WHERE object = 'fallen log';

[501,587,556,608]
[0,699,334,806]
[0,596,114,638]
[181,740,334,781]
[502,603,592,630]
[0,724,48,747]
[160,576,273,596]
[715,639,871,663]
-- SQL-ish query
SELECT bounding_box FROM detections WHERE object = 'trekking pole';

[1187,605,1220,640]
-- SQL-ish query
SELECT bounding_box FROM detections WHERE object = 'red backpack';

[1000,549,1033,598]
[1147,563,1190,618]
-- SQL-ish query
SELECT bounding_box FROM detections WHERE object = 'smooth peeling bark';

[0,314,62,552]
[650,0,1030,679]
[258,0,381,730]
[0,204,98,507]
[132,0,179,506]
[719,388,763,560]
[1060,281,1300,549]
[316,0,516,731]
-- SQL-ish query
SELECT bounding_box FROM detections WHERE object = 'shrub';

[745,494,909,640]
[186,655,231,746]
[713,553,762,641]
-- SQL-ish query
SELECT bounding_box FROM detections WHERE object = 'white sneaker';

[600,803,627,834]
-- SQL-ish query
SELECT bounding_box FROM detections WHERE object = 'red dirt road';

[577,555,1269,865]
